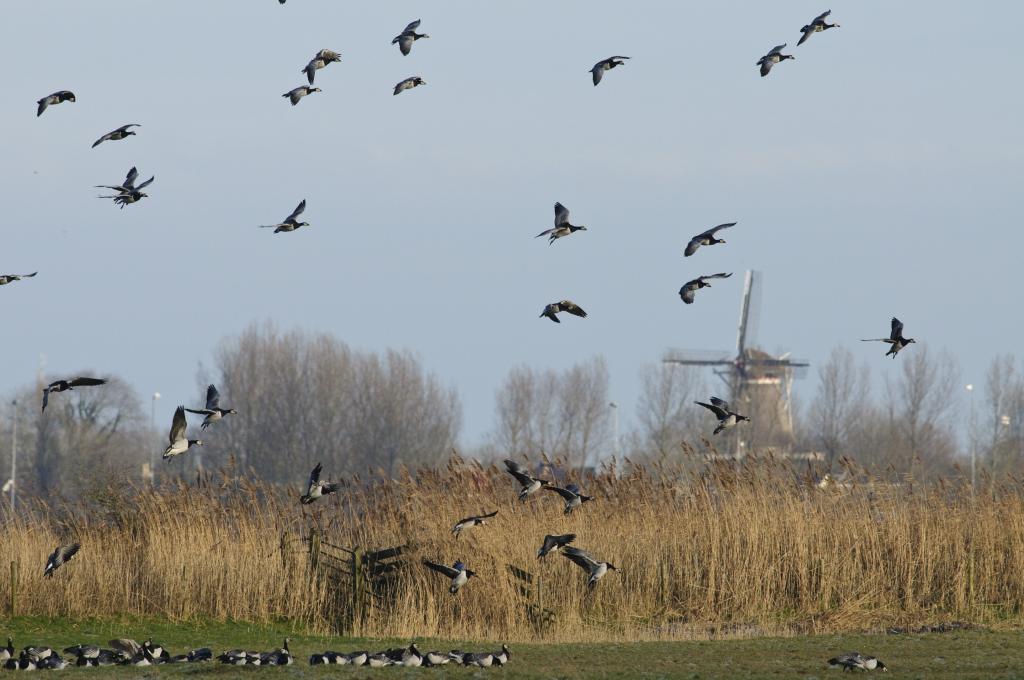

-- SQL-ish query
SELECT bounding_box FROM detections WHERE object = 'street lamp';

[609,402,620,458]
[150,392,161,484]
[965,384,975,488]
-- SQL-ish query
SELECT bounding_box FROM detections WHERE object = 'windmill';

[664,271,809,457]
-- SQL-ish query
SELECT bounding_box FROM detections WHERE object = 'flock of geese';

[9,6,907,672]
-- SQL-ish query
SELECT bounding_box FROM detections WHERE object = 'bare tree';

[634,362,704,459]
[808,347,871,468]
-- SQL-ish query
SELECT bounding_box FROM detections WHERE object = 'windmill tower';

[663,271,808,458]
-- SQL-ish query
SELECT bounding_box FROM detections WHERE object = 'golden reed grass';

[2,455,1023,642]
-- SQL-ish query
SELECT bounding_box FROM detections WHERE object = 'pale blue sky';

[2,2,1022,444]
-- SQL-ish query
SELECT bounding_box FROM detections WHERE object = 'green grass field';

[4,618,1024,679]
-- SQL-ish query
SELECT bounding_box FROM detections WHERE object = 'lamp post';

[9,398,17,512]
[150,392,160,483]
[966,384,975,489]
[609,402,620,458]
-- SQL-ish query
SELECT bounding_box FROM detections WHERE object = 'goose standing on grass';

[91,124,140,148]
[303,48,341,85]
[540,300,588,323]
[561,546,617,589]
[536,202,587,244]
[300,462,339,504]
[185,384,236,430]
[537,533,576,559]
[392,19,429,56]
[695,396,750,435]
[162,405,203,460]
[798,10,840,46]
[36,90,75,117]
[41,376,106,412]
[757,44,794,77]
[684,222,736,257]
[590,56,630,86]
[679,272,732,304]
[44,542,80,577]
[451,510,498,537]
[260,199,309,233]
[861,317,916,359]
[282,85,320,105]
[828,652,886,671]
[423,559,477,594]
[0,271,37,287]
[393,76,426,95]
[544,483,594,515]
[503,459,550,500]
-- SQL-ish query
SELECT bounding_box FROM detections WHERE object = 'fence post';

[309,528,321,574]
[9,560,18,618]
[536,575,544,639]
[351,548,363,637]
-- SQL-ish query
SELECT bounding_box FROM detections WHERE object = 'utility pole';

[150,392,160,484]
[9,398,17,512]
[966,384,975,491]
[609,402,620,458]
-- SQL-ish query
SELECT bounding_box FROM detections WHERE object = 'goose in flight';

[862,317,916,358]
[537,533,576,559]
[422,559,477,594]
[536,202,586,244]
[260,200,308,233]
[757,44,794,77]
[695,396,750,434]
[42,376,107,412]
[303,49,341,85]
[393,76,426,95]
[162,406,203,460]
[37,90,75,117]
[590,56,630,86]
[185,384,236,430]
[44,543,80,577]
[798,10,840,46]
[97,166,154,209]
[282,85,320,105]
[540,300,587,323]
[392,20,429,56]
[679,272,732,304]
[91,124,140,148]
[451,510,498,537]
[300,462,339,504]
[684,222,736,257]
[0,272,37,287]
[561,546,617,589]
[503,459,550,500]
[544,483,594,515]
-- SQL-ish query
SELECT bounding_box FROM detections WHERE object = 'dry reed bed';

[2,458,1023,641]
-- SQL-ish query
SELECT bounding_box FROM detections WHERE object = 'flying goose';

[282,85,320,105]
[544,483,594,515]
[561,546,617,588]
[44,542,80,577]
[540,300,587,323]
[862,317,916,358]
[423,559,477,594]
[451,509,498,537]
[757,44,794,77]
[37,90,76,117]
[590,56,630,86]
[91,124,140,148]
[798,10,840,46]
[537,533,576,559]
[0,271,37,286]
[828,652,887,672]
[303,48,342,85]
[41,376,106,412]
[300,462,339,504]
[185,384,236,429]
[503,459,550,500]
[392,19,429,56]
[536,202,587,244]
[260,199,308,233]
[679,272,732,304]
[684,222,736,257]
[97,166,155,208]
[695,396,750,434]
[393,76,426,95]
[162,405,203,460]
